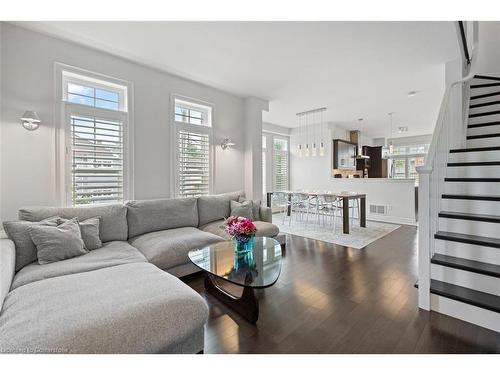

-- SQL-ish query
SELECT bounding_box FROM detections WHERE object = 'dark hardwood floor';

[182,225,500,353]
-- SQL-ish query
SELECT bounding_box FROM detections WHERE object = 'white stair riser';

[469,103,500,115]
[430,294,500,332]
[468,113,500,125]
[440,198,500,216]
[467,124,500,136]
[444,181,500,195]
[470,93,500,105]
[439,217,500,238]
[446,165,500,178]
[434,238,500,265]
[448,150,500,163]
[471,78,499,84]
[431,264,500,296]
[467,136,500,148]
[470,85,500,96]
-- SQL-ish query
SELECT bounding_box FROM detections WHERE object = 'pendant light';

[297,114,303,158]
[388,112,394,155]
[319,109,325,156]
[312,111,317,157]
[357,118,363,157]
[304,112,310,157]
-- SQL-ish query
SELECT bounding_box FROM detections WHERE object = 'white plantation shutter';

[273,138,289,191]
[69,114,125,205]
[177,130,210,197]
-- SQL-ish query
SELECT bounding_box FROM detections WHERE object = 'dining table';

[266,191,366,234]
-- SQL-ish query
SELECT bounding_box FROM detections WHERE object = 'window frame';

[262,132,290,194]
[55,63,134,207]
[272,135,290,192]
[170,94,215,198]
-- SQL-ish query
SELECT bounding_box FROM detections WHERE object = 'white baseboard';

[366,214,416,226]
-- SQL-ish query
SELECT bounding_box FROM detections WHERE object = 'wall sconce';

[221,138,235,150]
[21,111,41,131]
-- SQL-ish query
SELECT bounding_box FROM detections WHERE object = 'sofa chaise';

[0,191,281,354]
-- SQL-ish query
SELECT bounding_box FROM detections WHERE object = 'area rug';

[272,213,400,249]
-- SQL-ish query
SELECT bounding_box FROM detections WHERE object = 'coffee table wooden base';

[204,274,259,324]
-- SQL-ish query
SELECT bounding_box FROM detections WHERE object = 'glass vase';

[234,235,255,253]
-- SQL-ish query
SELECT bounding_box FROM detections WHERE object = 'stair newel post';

[418,168,432,310]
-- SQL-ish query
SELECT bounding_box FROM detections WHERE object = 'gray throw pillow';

[230,200,253,220]
[28,218,88,265]
[237,197,261,221]
[78,217,102,250]
[57,216,102,250]
[3,217,61,271]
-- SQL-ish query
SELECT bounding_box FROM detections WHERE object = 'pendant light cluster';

[297,107,327,158]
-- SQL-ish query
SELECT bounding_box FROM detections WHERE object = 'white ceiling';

[15,21,459,138]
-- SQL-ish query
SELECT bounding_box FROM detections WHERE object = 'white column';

[243,97,268,200]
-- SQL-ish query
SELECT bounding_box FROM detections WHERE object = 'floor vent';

[370,204,387,215]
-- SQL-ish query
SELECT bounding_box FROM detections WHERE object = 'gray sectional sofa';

[0,191,280,354]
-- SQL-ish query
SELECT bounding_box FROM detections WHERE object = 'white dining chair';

[272,192,290,224]
[291,192,311,226]
[316,193,340,230]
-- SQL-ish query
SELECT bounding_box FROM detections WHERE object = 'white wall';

[0,24,263,222]
[0,22,3,221]
[475,22,500,75]
[262,122,291,136]
[290,122,349,190]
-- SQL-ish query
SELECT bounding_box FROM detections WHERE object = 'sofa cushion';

[200,219,279,239]
[126,198,198,238]
[129,227,223,270]
[18,204,128,243]
[0,263,208,353]
[197,191,244,226]
[238,197,261,220]
[199,220,229,239]
[11,241,147,290]
[230,200,253,219]
[29,218,88,265]
[3,217,60,271]
[76,217,102,250]
[254,221,280,238]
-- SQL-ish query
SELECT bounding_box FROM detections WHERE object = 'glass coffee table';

[188,237,282,323]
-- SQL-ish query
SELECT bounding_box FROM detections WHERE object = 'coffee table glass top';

[188,237,282,289]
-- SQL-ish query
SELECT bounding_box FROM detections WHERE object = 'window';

[67,83,120,111]
[60,68,130,206]
[408,156,425,179]
[387,143,429,183]
[273,137,289,191]
[174,98,211,126]
[177,131,210,197]
[173,97,213,198]
[392,158,407,179]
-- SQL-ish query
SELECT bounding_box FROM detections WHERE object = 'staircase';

[426,75,500,332]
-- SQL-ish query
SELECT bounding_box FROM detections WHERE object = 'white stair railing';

[416,21,478,310]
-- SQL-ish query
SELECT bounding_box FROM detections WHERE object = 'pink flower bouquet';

[224,216,257,243]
